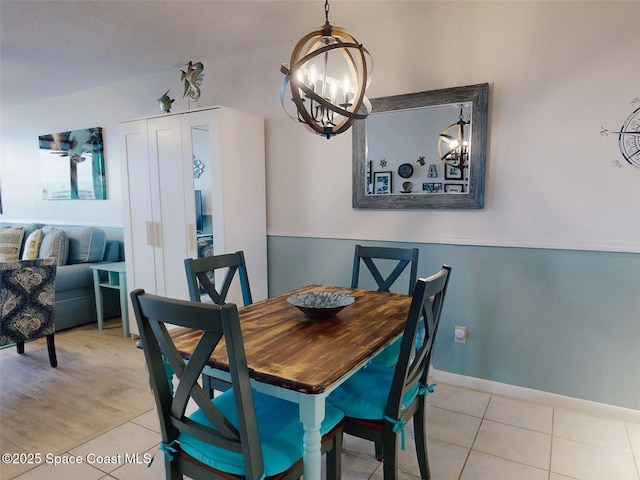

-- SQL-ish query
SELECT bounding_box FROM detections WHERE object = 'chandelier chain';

[325,0,330,24]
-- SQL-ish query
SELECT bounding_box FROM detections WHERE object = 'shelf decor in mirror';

[352,83,488,209]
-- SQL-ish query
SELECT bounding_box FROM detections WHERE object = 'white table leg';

[299,394,325,480]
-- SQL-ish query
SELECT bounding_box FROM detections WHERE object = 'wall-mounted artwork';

[39,127,106,200]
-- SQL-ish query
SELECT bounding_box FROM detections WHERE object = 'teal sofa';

[0,223,123,331]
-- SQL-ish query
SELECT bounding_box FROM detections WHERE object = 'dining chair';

[351,244,419,295]
[184,251,252,306]
[130,289,344,480]
[328,265,452,478]
[351,244,419,368]
[185,251,253,397]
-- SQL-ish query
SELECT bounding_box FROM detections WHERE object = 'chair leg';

[414,404,431,480]
[46,334,57,367]
[326,430,343,480]
[374,441,383,461]
[16,341,25,354]
[202,373,213,399]
[381,425,399,480]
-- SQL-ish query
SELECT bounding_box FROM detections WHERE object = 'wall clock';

[398,163,414,178]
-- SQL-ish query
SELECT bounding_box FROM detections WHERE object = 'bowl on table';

[287,291,355,318]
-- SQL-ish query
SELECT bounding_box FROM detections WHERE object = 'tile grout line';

[457,392,494,479]
[624,422,640,480]
[548,407,555,480]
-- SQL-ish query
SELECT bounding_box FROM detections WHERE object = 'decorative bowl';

[287,291,355,318]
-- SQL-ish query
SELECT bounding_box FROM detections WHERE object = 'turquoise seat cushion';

[179,389,344,476]
[327,363,418,420]
[371,337,402,367]
[371,321,426,368]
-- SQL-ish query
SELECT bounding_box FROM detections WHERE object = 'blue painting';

[39,127,106,200]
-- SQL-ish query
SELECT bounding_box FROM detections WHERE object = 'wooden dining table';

[171,284,412,480]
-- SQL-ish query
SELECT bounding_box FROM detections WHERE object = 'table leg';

[299,394,325,480]
[92,269,104,330]
[119,272,129,337]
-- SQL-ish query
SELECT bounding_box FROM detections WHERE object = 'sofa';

[0,223,123,331]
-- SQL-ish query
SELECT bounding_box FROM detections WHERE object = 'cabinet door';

[120,119,158,298]
[148,115,197,300]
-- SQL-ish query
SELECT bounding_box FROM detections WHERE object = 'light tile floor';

[11,383,640,480]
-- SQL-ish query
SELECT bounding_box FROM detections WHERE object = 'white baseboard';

[430,368,640,423]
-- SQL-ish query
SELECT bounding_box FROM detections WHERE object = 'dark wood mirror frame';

[352,83,488,209]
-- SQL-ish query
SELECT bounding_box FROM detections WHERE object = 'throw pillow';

[0,227,25,262]
[21,228,44,260]
[66,227,106,264]
[6,223,41,256]
[39,226,69,266]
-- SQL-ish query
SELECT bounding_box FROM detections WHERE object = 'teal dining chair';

[184,250,252,306]
[185,251,253,397]
[329,265,452,477]
[351,244,419,368]
[351,245,419,295]
[131,289,344,480]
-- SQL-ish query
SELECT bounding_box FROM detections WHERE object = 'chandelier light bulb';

[309,64,318,91]
[330,81,338,103]
[343,75,351,103]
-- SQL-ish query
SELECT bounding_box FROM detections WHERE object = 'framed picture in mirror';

[374,171,392,194]
[445,165,463,180]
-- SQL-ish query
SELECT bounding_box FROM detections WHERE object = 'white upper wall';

[1,1,638,252]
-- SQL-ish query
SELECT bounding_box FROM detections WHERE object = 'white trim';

[430,368,640,423]
[265,232,640,254]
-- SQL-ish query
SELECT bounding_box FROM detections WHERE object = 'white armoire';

[120,106,267,335]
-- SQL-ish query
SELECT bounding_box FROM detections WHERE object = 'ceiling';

[0,0,438,109]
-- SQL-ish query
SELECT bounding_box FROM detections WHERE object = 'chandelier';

[280,0,374,139]
[437,105,471,168]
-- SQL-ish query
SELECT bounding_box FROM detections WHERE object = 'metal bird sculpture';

[181,61,204,103]
[158,90,175,113]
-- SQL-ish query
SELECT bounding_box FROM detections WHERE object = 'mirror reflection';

[366,103,472,196]
[192,125,213,258]
[352,83,488,209]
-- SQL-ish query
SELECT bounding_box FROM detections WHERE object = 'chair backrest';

[184,251,252,306]
[130,289,264,478]
[0,258,57,345]
[351,244,419,295]
[386,265,452,420]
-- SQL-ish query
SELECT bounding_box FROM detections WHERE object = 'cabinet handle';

[145,222,154,246]
[188,224,196,250]
[154,222,162,247]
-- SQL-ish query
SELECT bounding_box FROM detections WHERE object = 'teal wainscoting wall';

[267,236,640,410]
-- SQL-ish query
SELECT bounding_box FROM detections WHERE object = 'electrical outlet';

[454,326,467,344]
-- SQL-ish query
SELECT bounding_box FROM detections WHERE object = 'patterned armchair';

[0,258,58,367]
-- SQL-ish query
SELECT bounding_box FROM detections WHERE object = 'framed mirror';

[352,83,488,209]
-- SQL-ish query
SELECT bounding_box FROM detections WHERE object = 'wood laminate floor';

[0,319,152,479]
